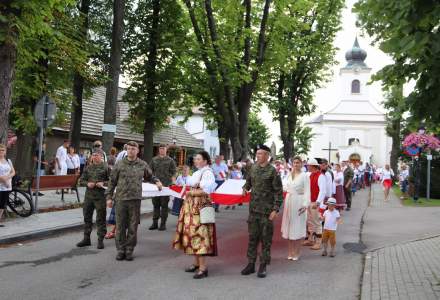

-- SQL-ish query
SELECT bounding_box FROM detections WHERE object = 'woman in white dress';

[281,156,311,260]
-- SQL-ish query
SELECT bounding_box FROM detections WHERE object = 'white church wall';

[339,69,371,100]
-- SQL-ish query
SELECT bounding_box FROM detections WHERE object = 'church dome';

[345,37,368,68]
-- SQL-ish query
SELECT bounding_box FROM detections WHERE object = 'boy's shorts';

[322,229,336,246]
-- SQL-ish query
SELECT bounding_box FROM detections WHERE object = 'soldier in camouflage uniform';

[77,149,110,249]
[241,144,283,278]
[149,144,176,231]
[105,141,162,261]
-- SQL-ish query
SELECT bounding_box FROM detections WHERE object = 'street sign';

[427,155,433,161]
[34,95,56,128]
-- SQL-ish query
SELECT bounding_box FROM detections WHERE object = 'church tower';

[306,37,391,166]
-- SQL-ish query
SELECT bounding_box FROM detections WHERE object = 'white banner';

[141,183,181,198]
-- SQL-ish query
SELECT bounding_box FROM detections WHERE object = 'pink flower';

[402,133,440,151]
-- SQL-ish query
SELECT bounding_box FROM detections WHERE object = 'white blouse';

[0,159,13,191]
[382,169,394,181]
[186,166,217,193]
[66,153,80,169]
[334,171,344,186]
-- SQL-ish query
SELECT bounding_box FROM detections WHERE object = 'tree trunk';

[102,0,125,154]
[69,0,91,152]
[70,73,84,151]
[218,117,230,160]
[14,131,34,179]
[390,117,401,175]
[0,40,17,145]
[238,0,272,159]
[143,119,154,163]
[142,0,160,164]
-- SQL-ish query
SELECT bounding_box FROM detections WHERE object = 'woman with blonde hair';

[281,156,310,260]
[0,144,16,227]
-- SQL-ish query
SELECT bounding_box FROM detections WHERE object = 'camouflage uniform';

[106,157,158,255]
[343,166,354,209]
[243,163,283,264]
[80,162,110,240]
[150,156,176,226]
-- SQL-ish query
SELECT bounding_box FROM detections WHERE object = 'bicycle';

[7,187,34,217]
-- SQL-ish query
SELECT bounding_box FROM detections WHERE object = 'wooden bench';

[28,175,81,203]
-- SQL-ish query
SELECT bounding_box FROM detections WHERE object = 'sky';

[260,0,395,150]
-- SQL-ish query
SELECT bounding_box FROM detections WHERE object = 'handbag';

[200,204,215,224]
[196,169,215,224]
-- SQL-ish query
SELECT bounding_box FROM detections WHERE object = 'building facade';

[307,38,392,166]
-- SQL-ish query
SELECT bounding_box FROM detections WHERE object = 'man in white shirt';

[116,144,128,162]
[55,140,69,176]
[211,155,228,212]
[320,158,334,200]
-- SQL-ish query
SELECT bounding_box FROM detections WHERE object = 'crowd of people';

[1,137,407,279]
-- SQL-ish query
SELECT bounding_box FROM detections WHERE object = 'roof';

[344,37,368,69]
[53,86,203,149]
[306,114,324,124]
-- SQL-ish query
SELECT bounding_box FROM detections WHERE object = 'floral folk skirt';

[172,189,218,256]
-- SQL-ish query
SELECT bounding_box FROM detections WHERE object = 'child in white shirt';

[321,197,342,257]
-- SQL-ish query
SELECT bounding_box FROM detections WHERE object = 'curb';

[0,211,154,245]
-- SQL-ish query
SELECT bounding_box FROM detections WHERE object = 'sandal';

[105,231,115,239]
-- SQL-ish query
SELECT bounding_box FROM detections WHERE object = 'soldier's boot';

[116,252,125,261]
[76,236,91,247]
[257,263,267,278]
[97,238,104,249]
[241,263,255,275]
[311,238,322,250]
[125,251,134,261]
[158,219,167,231]
[149,219,159,230]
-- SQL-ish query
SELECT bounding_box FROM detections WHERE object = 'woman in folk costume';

[281,156,311,260]
[333,163,346,210]
[173,151,218,279]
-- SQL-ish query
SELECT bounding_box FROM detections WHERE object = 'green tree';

[248,112,270,158]
[293,124,313,156]
[265,0,343,161]
[0,0,75,145]
[354,0,440,126]
[123,0,189,162]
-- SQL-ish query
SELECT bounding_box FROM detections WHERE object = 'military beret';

[256,144,271,152]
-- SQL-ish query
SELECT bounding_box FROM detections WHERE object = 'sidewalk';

[0,189,154,245]
[361,184,440,300]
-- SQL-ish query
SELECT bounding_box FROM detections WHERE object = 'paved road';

[0,189,370,300]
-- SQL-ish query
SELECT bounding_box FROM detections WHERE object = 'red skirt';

[383,179,392,189]
[334,185,346,209]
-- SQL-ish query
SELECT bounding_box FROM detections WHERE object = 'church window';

[351,80,360,93]
[348,138,360,145]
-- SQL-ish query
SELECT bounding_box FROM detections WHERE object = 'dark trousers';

[246,213,274,264]
[83,197,107,239]
[344,186,352,208]
[0,191,10,209]
[115,199,141,253]
[152,196,170,222]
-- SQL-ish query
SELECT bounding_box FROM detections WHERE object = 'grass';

[392,186,440,207]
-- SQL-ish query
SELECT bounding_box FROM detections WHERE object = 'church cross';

[322,142,338,163]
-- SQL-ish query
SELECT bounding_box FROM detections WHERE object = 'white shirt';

[323,209,340,231]
[56,146,68,167]
[324,171,333,197]
[116,150,127,162]
[0,159,13,191]
[186,166,218,193]
[175,175,190,186]
[382,169,394,181]
[317,173,327,204]
[66,153,80,169]
[334,171,344,186]
[212,162,228,181]
[399,169,409,181]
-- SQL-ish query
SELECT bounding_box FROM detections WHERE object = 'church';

[307,37,392,167]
